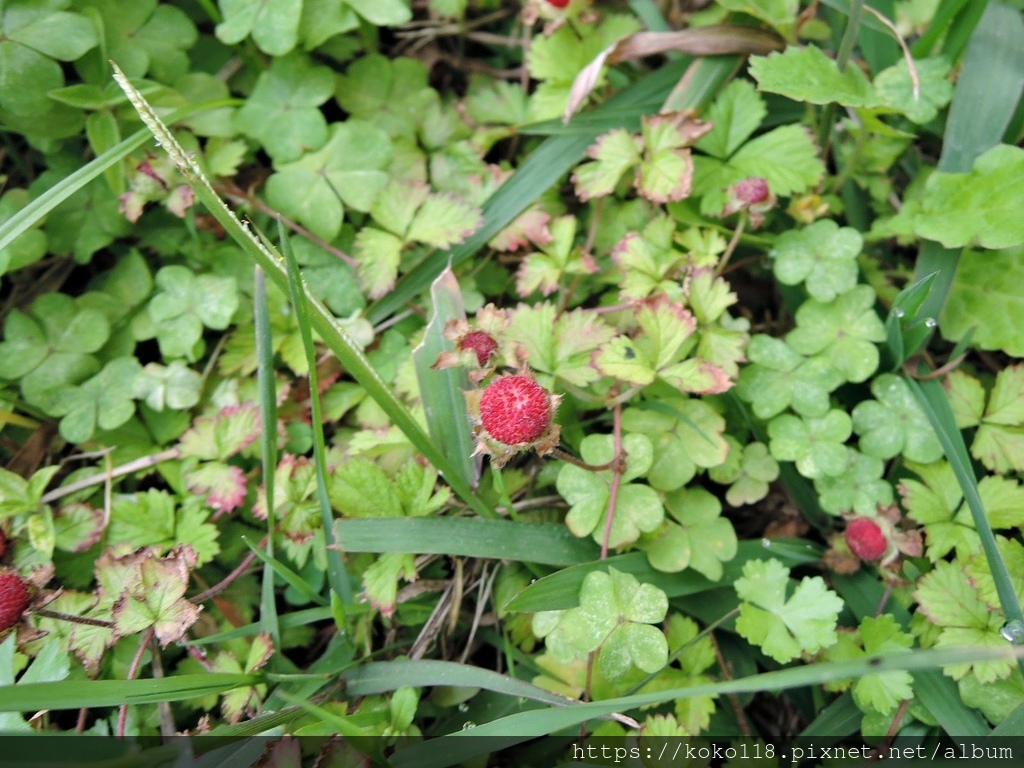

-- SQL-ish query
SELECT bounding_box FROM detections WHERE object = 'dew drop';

[1000,620,1024,645]
[893,308,905,318]
[925,318,937,328]
[458,703,469,713]
[761,538,772,548]
[461,721,476,730]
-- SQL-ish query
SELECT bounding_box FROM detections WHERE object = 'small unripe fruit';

[845,518,887,562]
[0,571,29,632]
[459,330,499,367]
[479,374,552,445]
[733,177,770,205]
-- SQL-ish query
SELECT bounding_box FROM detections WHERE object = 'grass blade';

[411,266,478,494]
[906,376,1024,640]
[253,267,281,648]
[334,517,599,565]
[110,65,495,522]
[505,539,822,613]
[343,660,572,707]
[242,535,328,606]
[833,571,990,735]
[0,674,256,711]
[391,646,1023,768]
[186,606,336,646]
[278,223,354,605]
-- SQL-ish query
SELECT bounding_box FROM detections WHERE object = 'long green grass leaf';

[411,266,478,494]
[254,268,281,648]
[110,65,494,522]
[242,535,328,606]
[366,56,738,324]
[506,539,822,613]
[0,674,256,711]
[334,517,599,565]
[278,223,354,605]
[907,376,1024,642]
[391,646,1023,768]
[186,607,335,646]
[343,660,572,707]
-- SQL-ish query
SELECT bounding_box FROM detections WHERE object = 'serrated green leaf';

[942,248,1024,358]
[750,46,877,107]
[912,145,1024,250]
[353,228,405,300]
[814,450,894,516]
[735,558,843,663]
[694,80,766,160]
[874,57,953,124]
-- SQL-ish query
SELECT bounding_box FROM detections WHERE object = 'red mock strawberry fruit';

[545,0,570,7]
[465,368,561,468]
[459,330,499,367]
[0,570,30,632]
[844,517,888,562]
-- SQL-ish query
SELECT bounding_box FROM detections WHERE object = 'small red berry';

[479,374,552,446]
[0,571,29,632]
[459,330,499,367]
[845,518,888,562]
[546,0,571,7]
[734,177,770,205]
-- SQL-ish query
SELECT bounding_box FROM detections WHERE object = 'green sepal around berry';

[735,558,843,663]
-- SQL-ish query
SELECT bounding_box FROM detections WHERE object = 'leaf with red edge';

[185,462,247,515]
[111,545,202,647]
[363,552,417,617]
[489,208,554,252]
[54,503,104,553]
[179,402,261,461]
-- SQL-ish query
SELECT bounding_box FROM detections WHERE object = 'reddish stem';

[117,628,154,738]
[599,403,625,560]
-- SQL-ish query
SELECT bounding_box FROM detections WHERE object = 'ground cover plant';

[0,0,1023,758]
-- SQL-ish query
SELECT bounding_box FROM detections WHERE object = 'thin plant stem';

[551,447,615,472]
[600,404,625,560]
[716,210,747,278]
[34,609,114,629]
[39,449,180,504]
[711,632,752,738]
[191,543,263,604]
[117,628,154,737]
